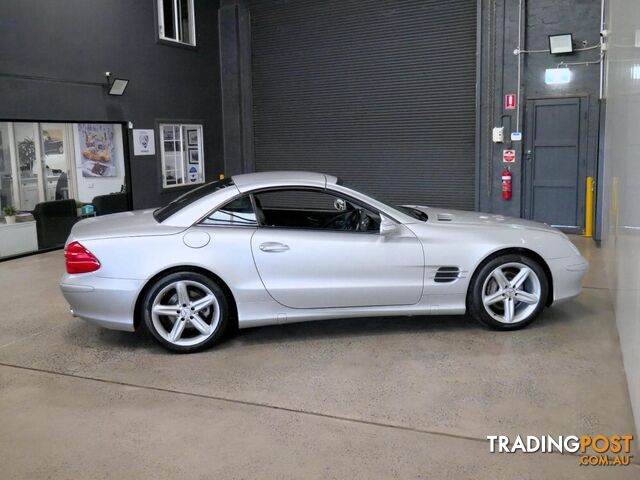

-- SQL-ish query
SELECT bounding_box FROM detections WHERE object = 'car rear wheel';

[468,254,548,330]
[142,272,228,353]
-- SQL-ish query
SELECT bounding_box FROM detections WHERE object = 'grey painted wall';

[478,0,602,220]
[0,0,603,217]
[0,0,223,210]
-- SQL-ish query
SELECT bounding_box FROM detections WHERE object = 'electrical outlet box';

[492,127,505,143]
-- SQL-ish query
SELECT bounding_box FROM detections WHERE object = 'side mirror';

[379,215,399,235]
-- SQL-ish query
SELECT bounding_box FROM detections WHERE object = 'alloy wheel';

[150,280,220,347]
[481,262,542,324]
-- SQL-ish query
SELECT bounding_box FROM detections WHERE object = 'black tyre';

[467,254,549,330]
[142,271,229,353]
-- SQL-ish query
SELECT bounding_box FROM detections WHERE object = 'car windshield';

[153,178,234,222]
[337,179,428,221]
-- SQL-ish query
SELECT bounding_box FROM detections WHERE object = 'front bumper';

[547,254,589,304]
[60,274,143,332]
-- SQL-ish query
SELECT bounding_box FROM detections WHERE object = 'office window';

[159,124,205,188]
[158,0,196,46]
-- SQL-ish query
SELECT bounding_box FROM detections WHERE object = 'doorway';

[523,97,588,232]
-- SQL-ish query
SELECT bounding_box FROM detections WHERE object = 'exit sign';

[505,94,516,110]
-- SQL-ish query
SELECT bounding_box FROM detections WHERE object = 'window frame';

[157,0,197,47]
[158,123,205,190]
[198,186,388,234]
[198,193,259,228]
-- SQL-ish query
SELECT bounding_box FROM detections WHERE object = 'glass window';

[158,0,195,46]
[0,121,129,258]
[254,189,380,232]
[0,123,16,214]
[41,123,72,202]
[159,124,205,189]
[154,178,234,223]
[201,195,257,227]
[14,123,41,212]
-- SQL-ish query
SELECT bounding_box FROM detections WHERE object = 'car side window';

[253,189,380,232]
[201,195,258,226]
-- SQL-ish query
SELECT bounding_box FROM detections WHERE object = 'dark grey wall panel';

[0,0,223,210]
[249,0,477,209]
[477,0,602,222]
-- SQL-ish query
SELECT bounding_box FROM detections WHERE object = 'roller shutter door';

[249,0,477,209]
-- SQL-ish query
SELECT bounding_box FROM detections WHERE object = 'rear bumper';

[548,254,589,304]
[60,274,142,332]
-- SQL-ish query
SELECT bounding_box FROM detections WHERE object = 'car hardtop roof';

[231,171,339,192]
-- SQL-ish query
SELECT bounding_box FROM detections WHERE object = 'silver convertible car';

[60,171,588,352]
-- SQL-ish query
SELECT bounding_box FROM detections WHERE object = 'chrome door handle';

[259,242,290,253]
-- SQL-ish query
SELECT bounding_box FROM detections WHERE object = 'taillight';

[64,241,101,274]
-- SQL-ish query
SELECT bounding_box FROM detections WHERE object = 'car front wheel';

[468,254,548,330]
[142,272,229,352]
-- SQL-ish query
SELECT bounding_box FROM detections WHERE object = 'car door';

[250,188,424,309]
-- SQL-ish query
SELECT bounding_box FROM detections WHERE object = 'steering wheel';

[321,209,360,231]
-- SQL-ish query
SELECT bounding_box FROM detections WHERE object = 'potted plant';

[75,199,83,217]
[2,206,18,225]
[18,137,35,173]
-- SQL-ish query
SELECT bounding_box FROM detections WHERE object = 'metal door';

[248,0,477,210]
[524,97,587,232]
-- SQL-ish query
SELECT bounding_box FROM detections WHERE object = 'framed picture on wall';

[188,148,199,165]
[77,123,117,177]
[187,129,198,146]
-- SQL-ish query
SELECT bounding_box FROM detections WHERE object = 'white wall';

[72,124,126,203]
[602,0,640,438]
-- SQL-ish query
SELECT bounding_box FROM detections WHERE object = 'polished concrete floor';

[0,237,637,479]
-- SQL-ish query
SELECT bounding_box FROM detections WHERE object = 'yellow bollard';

[584,176,594,238]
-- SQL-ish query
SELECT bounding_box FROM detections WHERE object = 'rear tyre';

[467,254,548,330]
[142,272,229,353]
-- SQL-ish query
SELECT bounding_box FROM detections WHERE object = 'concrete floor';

[0,236,637,479]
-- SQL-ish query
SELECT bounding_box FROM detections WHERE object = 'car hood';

[67,209,185,243]
[402,205,564,235]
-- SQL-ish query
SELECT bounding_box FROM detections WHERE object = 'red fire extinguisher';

[502,167,512,200]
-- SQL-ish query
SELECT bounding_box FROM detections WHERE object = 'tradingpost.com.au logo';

[487,434,634,466]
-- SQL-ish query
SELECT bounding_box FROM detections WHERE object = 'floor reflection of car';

[60,171,589,353]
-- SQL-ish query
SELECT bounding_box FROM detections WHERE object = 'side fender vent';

[434,266,461,283]
[437,213,454,222]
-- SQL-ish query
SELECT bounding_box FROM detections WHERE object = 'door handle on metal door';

[259,242,290,253]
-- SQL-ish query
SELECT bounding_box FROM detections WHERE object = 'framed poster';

[77,123,117,177]
[133,129,155,156]
[188,148,199,165]
[187,129,198,146]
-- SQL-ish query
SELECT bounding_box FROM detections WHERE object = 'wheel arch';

[467,247,554,307]
[133,265,239,331]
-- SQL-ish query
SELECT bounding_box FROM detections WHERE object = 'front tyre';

[143,272,229,353]
[468,254,548,330]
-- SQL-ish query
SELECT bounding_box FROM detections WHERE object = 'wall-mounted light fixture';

[105,72,129,96]
[545,67,572,85]
[549,34,574,54]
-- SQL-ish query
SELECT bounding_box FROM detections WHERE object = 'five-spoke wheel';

[468,254,548,330]
[143,272,228,352]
